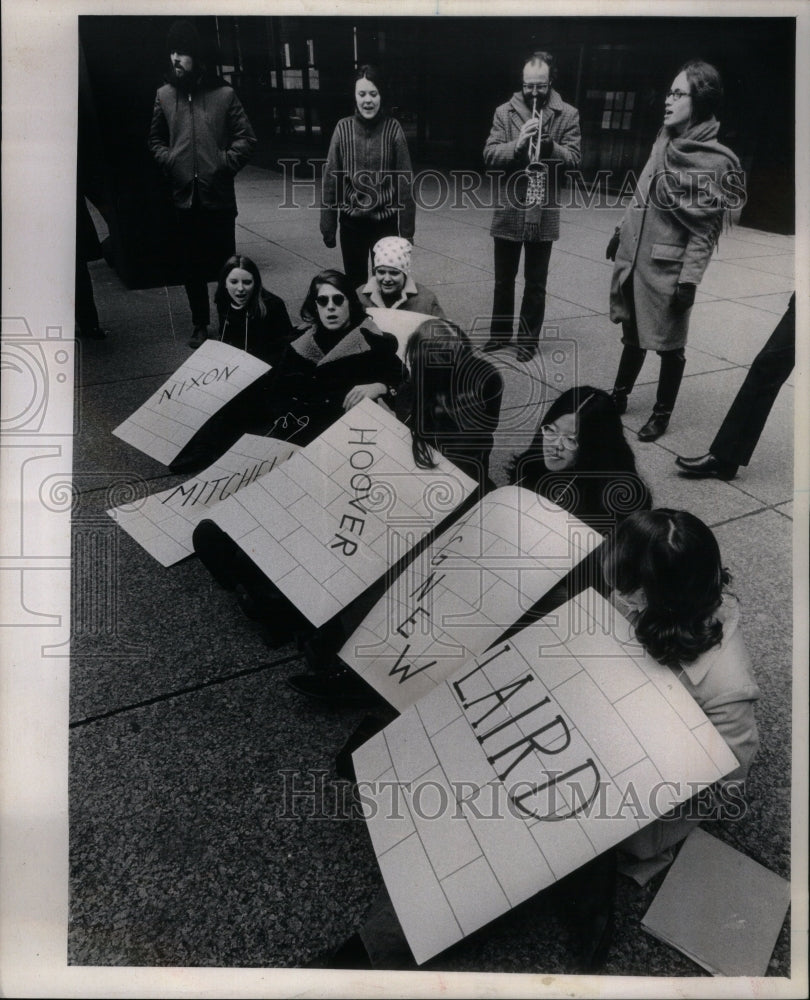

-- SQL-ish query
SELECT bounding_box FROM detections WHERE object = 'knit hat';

[372,236,412,275]
[167,19,202,60]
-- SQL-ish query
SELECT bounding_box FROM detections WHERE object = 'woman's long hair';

[508,386,649,530]
[602,509,731,667]
[214,255,266,320]
[405,319,496,469]
[299,269,367,331]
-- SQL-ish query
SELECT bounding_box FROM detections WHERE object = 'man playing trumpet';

[483,51,581,361]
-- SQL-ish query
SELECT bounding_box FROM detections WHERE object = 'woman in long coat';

[607,60,743,441]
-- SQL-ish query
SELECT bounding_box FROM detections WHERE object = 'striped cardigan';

[484,89,581,243]
[320,112,416,242]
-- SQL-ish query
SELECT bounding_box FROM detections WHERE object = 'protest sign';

[112,341,271,466]
[205,398,477,627]
[339,485,601,710]
[352,589,740,965]
[366,308,435,362]
[106,435,299,567]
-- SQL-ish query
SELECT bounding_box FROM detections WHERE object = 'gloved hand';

[672,282,696,313]
[605,228,621,261]
[322,233,337,249]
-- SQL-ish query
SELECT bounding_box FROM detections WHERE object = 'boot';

[639,348,686,442]
[611,342,646,415]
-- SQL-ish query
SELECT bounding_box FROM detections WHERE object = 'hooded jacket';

[149,72,256,211]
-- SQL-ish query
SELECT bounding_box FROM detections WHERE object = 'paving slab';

[621,369,793,508]
[71,488,298,722]
[631,442,766,526]
[733,254,795,279]
[69,669,380,967]
[697,258,795,299]
[736,291,795,316]
[547,252,614,313]
[684,297,788,366]
[532,313,738,395]
[712,509,792,879]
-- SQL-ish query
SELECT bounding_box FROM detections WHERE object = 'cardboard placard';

[205,398,477,626]
[366,308,435,361]
[339,485,601,710]
[352,590,740,965]
[641,827,790,976]
[106,435,299,567]
[112,340,271,466]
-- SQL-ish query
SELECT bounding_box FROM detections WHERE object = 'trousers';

[710,293,795,466]
[339,214,401,291]
[490,238,553,346]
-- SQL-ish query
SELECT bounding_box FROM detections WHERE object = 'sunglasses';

[316,293,346,308]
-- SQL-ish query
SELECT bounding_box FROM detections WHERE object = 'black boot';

[639,348,685,442]
[611,342,646,415]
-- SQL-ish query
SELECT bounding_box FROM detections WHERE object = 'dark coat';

[262,317,407,444]
[483,88,581,243]
[216,289,295,367]
[149,76,256,211]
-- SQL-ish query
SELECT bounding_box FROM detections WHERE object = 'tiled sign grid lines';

[107,436,298,566]
[358,592,736,962]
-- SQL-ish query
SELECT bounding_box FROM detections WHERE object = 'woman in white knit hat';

[357,236,445,317]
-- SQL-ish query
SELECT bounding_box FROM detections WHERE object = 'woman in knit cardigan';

[320,65,416,290]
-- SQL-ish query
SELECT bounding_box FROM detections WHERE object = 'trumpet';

[524,92,547,210]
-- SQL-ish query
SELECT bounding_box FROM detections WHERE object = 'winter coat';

[216,289,295,367]
[262,317,407,445]
[483,89,581,243]
[620,596,760,861]
[357,276,445,318]
[320,113,416,242]
[609,121,739,350]
[149,76,256,211]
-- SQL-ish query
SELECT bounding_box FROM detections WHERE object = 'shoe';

[610,389,628,416]
[188,325,208,349]
[676,452,738,481]
[286,666,382,707]
[638,410,670,442]
[326,932,372,969]
[516,342,538,362]
[482,339,508,354]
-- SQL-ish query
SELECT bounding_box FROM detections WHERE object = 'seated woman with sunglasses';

[193,269,406,629]
[256,268,406,444]
[287,318,504,704]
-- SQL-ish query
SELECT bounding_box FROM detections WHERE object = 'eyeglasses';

[666,89,691,101]
[316,293,346,307]
[541,424,578,449]
[523,83,550,92]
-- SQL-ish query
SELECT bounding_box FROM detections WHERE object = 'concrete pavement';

[69,164,795,978]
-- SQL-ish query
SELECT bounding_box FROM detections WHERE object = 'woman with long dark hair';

[261,268,406,444]
[213,254,294,366]
[509,385,651,532]
[321,66,416,289]
[603,509,760,862]
[606,60,743,441]
[399,318,503,491]
[192,268,406,624]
